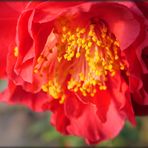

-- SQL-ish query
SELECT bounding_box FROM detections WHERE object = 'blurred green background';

[0,80,148,147]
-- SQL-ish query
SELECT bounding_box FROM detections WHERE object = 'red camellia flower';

[0,1,148,144]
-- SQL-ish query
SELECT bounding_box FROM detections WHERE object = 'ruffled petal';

[92,72,135,125]
[0,2,27,78]
[64,92,86,118]
[51,106,70,135]
[124,20,148,105]
[136,2,148,19]
[47,95,126,144]
[67,99,126,144]
[132,98,148,116]
[25,2,141,50]
[1,80,50,112]
[87,2,141,50]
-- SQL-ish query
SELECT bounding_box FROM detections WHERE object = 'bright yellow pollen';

[59,95,66,104]
[41,80,65,103]
[34,19,127,101]
[48,81,61,99]
[14,47,19,57]
[57,23,126,96]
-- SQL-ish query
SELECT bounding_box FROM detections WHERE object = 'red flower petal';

[90,2,140,50]
[51,107,70,135]
[67,99,125,144]
[136,1,148,19]
[25,2,141,50]
[64,92,85,118]
[0,2,27,78]
[1,80,50,112]
[93,72,135,125]
[132,98,148,116]
[124,19,148,106]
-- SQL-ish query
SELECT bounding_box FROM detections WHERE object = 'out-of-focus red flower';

[0,1,148,144]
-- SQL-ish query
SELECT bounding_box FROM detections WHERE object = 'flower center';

[34,18,127,103]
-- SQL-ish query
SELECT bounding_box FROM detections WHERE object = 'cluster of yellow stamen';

[42,80,61,99]
[41,80,65,104]
[57,23,126,97]
[34,19,127,101]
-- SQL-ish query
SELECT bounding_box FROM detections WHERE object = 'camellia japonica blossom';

[0,1,148,144]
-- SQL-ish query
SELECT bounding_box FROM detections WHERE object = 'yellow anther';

[14,47,19,57]
[77,38,82,44]
[92,36,97,42]
[114,41,119,46]
[76,52,81,58]
[82,92,87,96]
[37,56,43,63]
[91,79,97,86]
[90,93,95,97]
[120,64,125,70]
[102,61,106,66]
[42,85,48,92]
[69,34,75,41]
[48,85,60,99]
[96,40,101,46]
[76,33,81,38]
[59,95,66,104]
[88,30,94,37]
[64,54,67,59]
[99,85,107,90]
[88,41,92,47]
[74,87,79,92]
[80,28,86,34]
[111,71,116,76]
[79,73,85,81]
[68,79,76,90]
[67,31,71,36]
[95,70,101,76]
[108,65,113,71]
[81,39,85,44]
[34,69,38,74]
